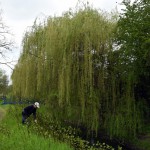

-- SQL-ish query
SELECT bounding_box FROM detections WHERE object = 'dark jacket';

[22,105,37,119]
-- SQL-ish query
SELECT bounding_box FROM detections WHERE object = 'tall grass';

[0,105,73,150]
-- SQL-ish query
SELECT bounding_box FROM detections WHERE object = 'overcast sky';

[0,0,124,79]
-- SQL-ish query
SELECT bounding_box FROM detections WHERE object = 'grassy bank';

[0,105,73,150]
[1,104,149,150]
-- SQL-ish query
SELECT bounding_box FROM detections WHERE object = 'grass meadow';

[0,104,73,150]
[1,103,149,150]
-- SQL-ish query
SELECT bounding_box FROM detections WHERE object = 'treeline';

[0,69,9,97]
[11,0,150,141]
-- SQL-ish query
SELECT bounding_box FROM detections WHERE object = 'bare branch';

[0,63,13,70]
[0,10,15,69]
[0,60,17,70]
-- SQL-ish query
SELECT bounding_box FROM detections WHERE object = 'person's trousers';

[22,111,28,124]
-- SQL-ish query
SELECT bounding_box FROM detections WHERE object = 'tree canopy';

[115,0,150,103]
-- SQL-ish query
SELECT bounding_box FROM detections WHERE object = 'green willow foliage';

[12,6,143,140]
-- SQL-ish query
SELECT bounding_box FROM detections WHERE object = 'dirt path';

[0,107,6,121]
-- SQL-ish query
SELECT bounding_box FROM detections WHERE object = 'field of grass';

[2,103,149,150]
[0,104,73,150]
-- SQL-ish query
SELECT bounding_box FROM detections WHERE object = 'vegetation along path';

[0,107,6,121]
[0,105,74,150]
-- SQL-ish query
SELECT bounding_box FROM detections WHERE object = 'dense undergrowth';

[32,113,122,150]
[32,105,124,150]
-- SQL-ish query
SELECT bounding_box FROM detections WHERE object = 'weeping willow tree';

[11,5,144,140]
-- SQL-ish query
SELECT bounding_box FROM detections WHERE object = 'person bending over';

[22,102,40,124]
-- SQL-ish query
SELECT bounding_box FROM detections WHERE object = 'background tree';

[0,69,9,96]
[115,0,150,108]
